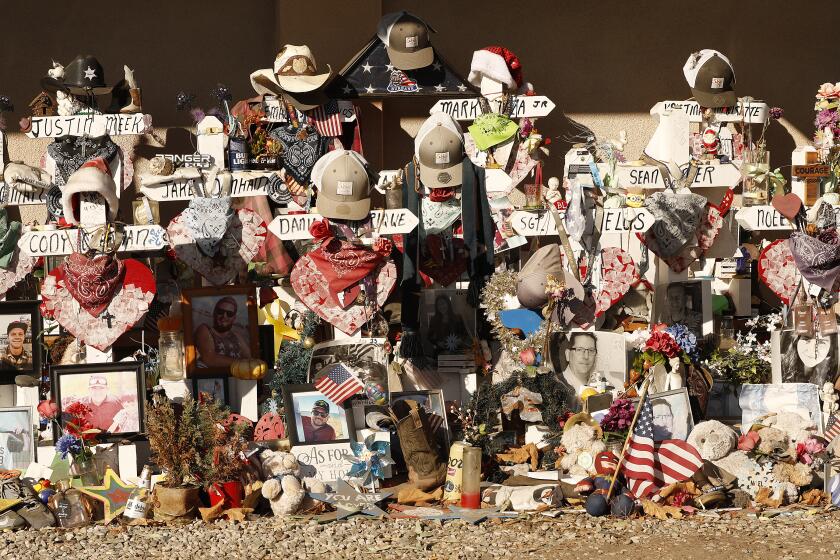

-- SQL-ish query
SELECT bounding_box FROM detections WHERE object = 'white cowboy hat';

[249,45,332,95]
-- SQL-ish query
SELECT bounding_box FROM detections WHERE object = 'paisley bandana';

[0,209,21,269]
[271,124,328,184]
[421,197,461,235]
[643,191,707,258]
[47,135,119,186]
[789,230,840,292]
[308,238,385,303]
[184,197,235,257]
[62,253,126,317]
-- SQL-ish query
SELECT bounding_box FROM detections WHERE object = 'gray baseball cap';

[377,11,435,70]
[313,150,372,221]
[683,49,737,108]
[415,113,464,189]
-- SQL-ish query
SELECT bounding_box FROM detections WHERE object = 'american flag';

[621,392,704,499]
[314,363,364,405]
[307,99,343,137]
[825,414,840,444]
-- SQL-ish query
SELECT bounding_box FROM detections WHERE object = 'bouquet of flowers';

[705,314,776,385]
[625,324,700,384]
[814,82,840,194]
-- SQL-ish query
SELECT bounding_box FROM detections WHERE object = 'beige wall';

[1,0,830,223]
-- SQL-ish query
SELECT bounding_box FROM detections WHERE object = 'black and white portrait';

[779,331,838,387]
[549,330,628,396]
[653,280,712,339]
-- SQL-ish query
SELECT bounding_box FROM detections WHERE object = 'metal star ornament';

[83,66,97,80]
[309,479,391,520]
[429,505,518,525]
[77,468,136,522]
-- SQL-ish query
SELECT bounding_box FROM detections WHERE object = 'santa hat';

[61,159,118,225]
[468,46,523,90]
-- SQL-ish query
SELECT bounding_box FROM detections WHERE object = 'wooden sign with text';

[268,209,418,240]
[290,443,355,483]
[612,161,742,188]
[651,100,768,124]
[19,225,167,257]
[735,206,792,231]
[263,97,356,123]
[430,95,555,121]
[792,164,831,178]
[24,114,152,138]
[509,208,653,237]
[140,171,276,201]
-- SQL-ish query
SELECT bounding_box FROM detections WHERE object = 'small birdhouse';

[196,115,226,169]
[29,91,56,117]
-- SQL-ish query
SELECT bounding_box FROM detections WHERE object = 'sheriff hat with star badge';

[42,55,112,96]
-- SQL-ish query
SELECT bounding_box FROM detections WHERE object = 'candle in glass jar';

[460,446,482,509]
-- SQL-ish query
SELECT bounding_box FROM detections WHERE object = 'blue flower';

[666,324,699,361]
[346,434,394,486]
[56,434,82,459]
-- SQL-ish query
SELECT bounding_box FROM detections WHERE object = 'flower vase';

[69,457,100,486]
[741,150,770,207]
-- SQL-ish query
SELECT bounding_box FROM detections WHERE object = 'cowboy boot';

[391,400,446,490]
[120,88,142,114]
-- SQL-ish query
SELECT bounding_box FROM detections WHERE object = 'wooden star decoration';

[428,505,518,525]
[308,479,391,520]
[77,468,136,522]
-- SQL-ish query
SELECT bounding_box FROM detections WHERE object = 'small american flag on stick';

[314,363,364,405]
[621,392,704,499]
[825,413,840,444]
[307,99,343,137]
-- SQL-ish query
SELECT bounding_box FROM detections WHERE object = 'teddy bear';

[259,449,326,516]
[558,424,606,477]
[687,420,757,484]
[760,411,816,447]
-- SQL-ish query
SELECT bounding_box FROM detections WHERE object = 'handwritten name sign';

[792,164,831,178]
[0,183,48,206]
[291,443,354,483]
[734,206,792,231]
[510,208,653,237]
[430,95,555,121]
[140,171,276,201]
[268,209,418,240]
[651,100,768,124]
[20,225,167,257]
[263,97,356,123]
[25,114,152,138]
[614,161,742,188]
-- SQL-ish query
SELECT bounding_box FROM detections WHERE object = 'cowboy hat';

[42,55,112,96]
[250,45,332,96]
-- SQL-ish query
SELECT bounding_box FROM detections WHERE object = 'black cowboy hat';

[42,55,111,96]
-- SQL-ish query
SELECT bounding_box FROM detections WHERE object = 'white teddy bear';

[559,424,606,477]
[687,420,757,483]
[259,450,326,516]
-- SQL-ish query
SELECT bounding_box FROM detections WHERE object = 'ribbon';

[744,164,787,195]
[262,299,300,354]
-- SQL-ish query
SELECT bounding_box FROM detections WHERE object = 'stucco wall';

[0,0,826,224]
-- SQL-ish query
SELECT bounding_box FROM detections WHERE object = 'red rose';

[644,331,681,358]
[37,400,58,420]
[309,218,332,241]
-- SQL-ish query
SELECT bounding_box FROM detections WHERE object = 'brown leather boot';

[120,88,142,113]
[391,400,446,491]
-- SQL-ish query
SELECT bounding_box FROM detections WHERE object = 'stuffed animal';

[259,450,326,516]
[761,411,816,447]
[558,424,606,477]
[687,420,757,483]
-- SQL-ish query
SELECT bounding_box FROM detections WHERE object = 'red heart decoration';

[290,256,397,335]
[758,239,800,305]
[772,193,803,222]
[254,412,285,441]
[595,248,640,317]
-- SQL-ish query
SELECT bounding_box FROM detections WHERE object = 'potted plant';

[195,399,250,509]
[145,395,206,521]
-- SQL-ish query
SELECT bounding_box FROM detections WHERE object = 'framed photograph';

[0,406,36,469]
[283,384,354,446]
[391,389,451,452]
[644,388,695,441]
[548,330,628,396]
[0,301,41,383]
[182,286,259,377]
[652,279,713,339]
[308,339,389,401]
[51,362,145,442]
[774,330,838,387]
[192,377,229,405]
[420,289,475,358]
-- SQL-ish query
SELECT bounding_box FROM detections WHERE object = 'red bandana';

[62,253,126,317]
[308,238,384,303]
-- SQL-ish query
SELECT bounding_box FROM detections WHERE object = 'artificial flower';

[37,400,58,420]
[55,434,82,460]
[600,398,636,434]
[665,324,699,361]
[644,330,681,359]
[817,82,840,99]
[309,218,332,241]
[624,329,651,351]
[815,109,840,130]
[738,431,760,452]
[796,436,826,465]
[769,107,784,120]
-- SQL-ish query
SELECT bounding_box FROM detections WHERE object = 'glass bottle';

[157,315,186,381]
[460,446,482,509]
[124,465,152,519]
[70,456,101,486]
[50,482,91,529]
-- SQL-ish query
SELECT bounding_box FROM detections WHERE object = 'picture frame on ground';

[283,384,354,446]
[391,389,451,452]
[307,339,389,402]
[548,330,628,396]
[51,362,145,442]
[0,406,36,469]
[0,301,41,384]
[182,286,259,377]
[193,377,229,406]
[652,279,713,340]
[645,388,695,441]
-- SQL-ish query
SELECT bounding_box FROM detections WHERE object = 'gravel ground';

[1,512,839,560]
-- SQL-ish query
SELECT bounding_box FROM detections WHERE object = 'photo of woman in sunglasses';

[193,295,253,368]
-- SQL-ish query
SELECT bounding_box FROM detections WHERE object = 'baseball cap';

[682,49,737,108]
[377,11,436,70]
[415,112,464,189]
[313,399,330,413]
[312,150,372,221]
[89,374,108,388]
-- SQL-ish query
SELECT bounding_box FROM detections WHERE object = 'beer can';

[442,441,470,502]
